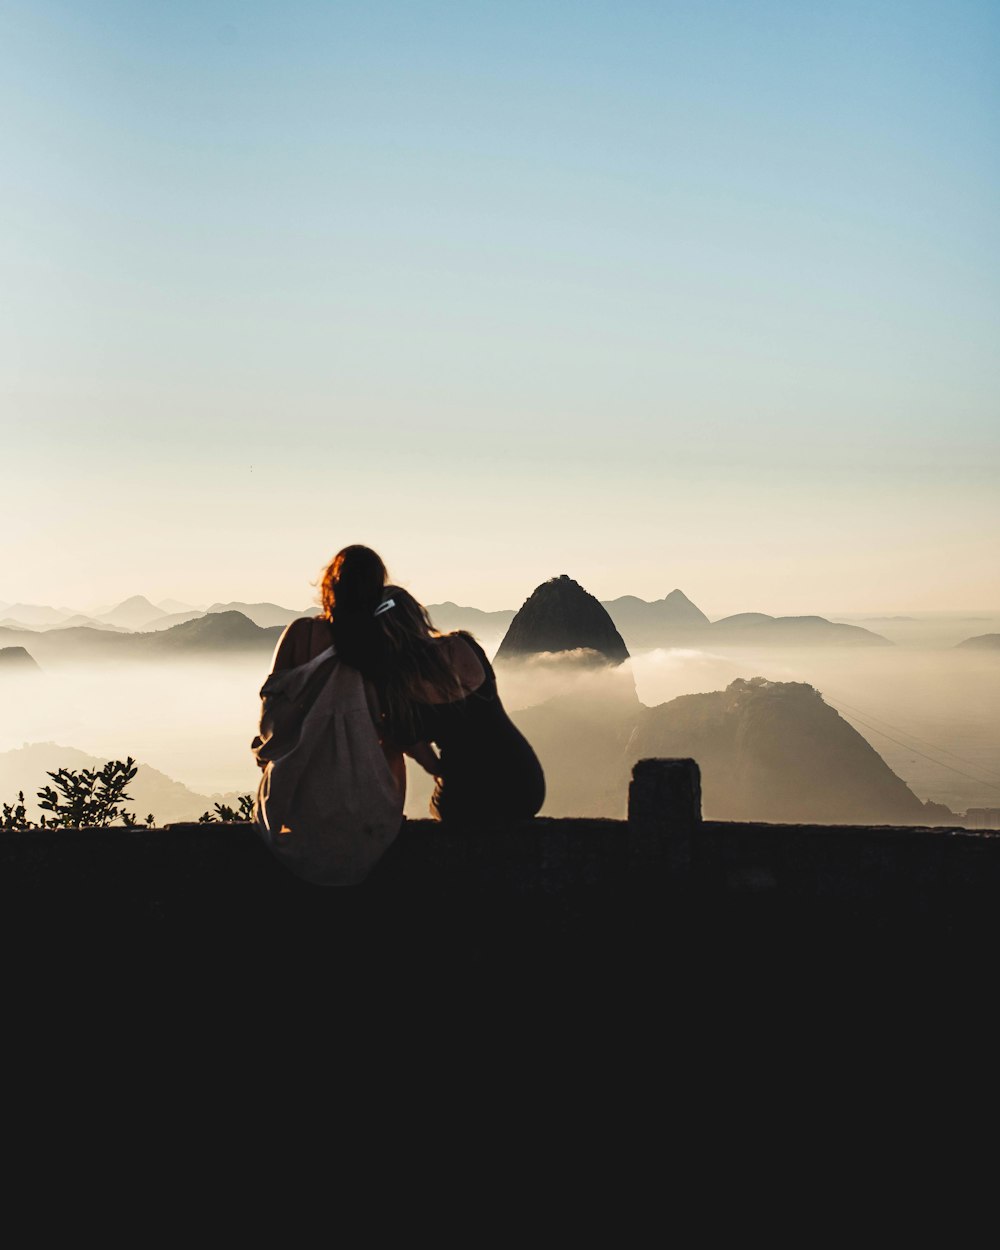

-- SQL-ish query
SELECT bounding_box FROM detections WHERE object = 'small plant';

[198,794,254,823]
[37,758,138,829]
[1,792,36,832]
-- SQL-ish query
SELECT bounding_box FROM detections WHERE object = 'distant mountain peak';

[658,588,708,614]
[957,633,1000,650]
[98,595,166,628]
[601,587,710,641]
[1,603,73,626]
[0,646,40,671]
[496,575,630,665]
[206,601,305,628]
[115,594,157,608]
[152,609,265,645]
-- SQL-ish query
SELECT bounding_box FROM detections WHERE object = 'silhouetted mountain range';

[706,613,889,647]
[0,573,975,827]
[494,573,951,825]
[156,598,199,614]
[50,615,131,633]
[139,610,205,631]
[0,582,931,651]
[207,602,310,628]
[1,584,965,651]
[444,589,890,649]
[1,603,70,626]
[97,595,166,629]
[0,611,281,664]
[142,610,279,652]
[601,589,710,646]
[426,602,516,635]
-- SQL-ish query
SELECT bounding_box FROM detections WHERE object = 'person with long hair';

[269,544,406,794]
[368,585,545,823]
[269,545,544,822]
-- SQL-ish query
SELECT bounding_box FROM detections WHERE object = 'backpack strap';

[291,650,341,719]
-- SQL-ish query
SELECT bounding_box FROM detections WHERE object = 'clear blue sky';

[3,1,998,613]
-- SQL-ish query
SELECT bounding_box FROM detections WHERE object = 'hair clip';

[374,598,396,617]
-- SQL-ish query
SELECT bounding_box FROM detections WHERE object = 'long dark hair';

[319,545,389,680]
[317,548,465,744]
[374,587,465,744]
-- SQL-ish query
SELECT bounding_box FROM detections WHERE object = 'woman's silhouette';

[269,545,544,822]
[370,585,544,823]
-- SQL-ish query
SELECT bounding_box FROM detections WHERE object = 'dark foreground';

[6,760,1000,1192]
[4,758,1000,1026]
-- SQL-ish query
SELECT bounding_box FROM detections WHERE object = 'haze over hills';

[957,634,1000,650]
[48,615,131,633]
[0,588,975,650]
[632,678,946,825]
[2,572,994,822]
[513,667,954,825]
[0,647,40,672]
[145,610,281,653]
[601,589,710,647]
[0,615,130,634]
[499,574,956,824]
[207,602,310,628]
[825,612,1000,648]
[96,595,167,629]
[426,602,517,635]
[0,623,127,661]
[0,611,281,664]
[156,598,200,615]
[435,590,891,650]
[2,603,72,626]
[139,609,206,631]
[707,613,890,647]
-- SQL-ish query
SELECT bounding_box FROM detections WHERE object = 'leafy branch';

[198,795,254,823]
[37,758,139,828]
[3,760,152,831]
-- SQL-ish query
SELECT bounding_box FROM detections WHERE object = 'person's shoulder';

[436,629,480,656]
[276,614,320,644]
[437,631,488,686]
[289,613,326,632]
[272,615,329,669]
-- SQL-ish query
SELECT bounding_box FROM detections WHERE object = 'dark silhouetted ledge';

[3,759,999,1008]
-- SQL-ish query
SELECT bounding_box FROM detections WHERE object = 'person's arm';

[256,620,318,770]
[269,620,300,674]
[405,740,443,778]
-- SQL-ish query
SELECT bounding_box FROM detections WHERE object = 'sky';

[2,0,998,616]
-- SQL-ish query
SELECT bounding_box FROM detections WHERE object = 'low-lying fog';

[0,659,269,803]
[2,640,998,820]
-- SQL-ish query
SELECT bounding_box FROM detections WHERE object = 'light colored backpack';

[252,645,404,886]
